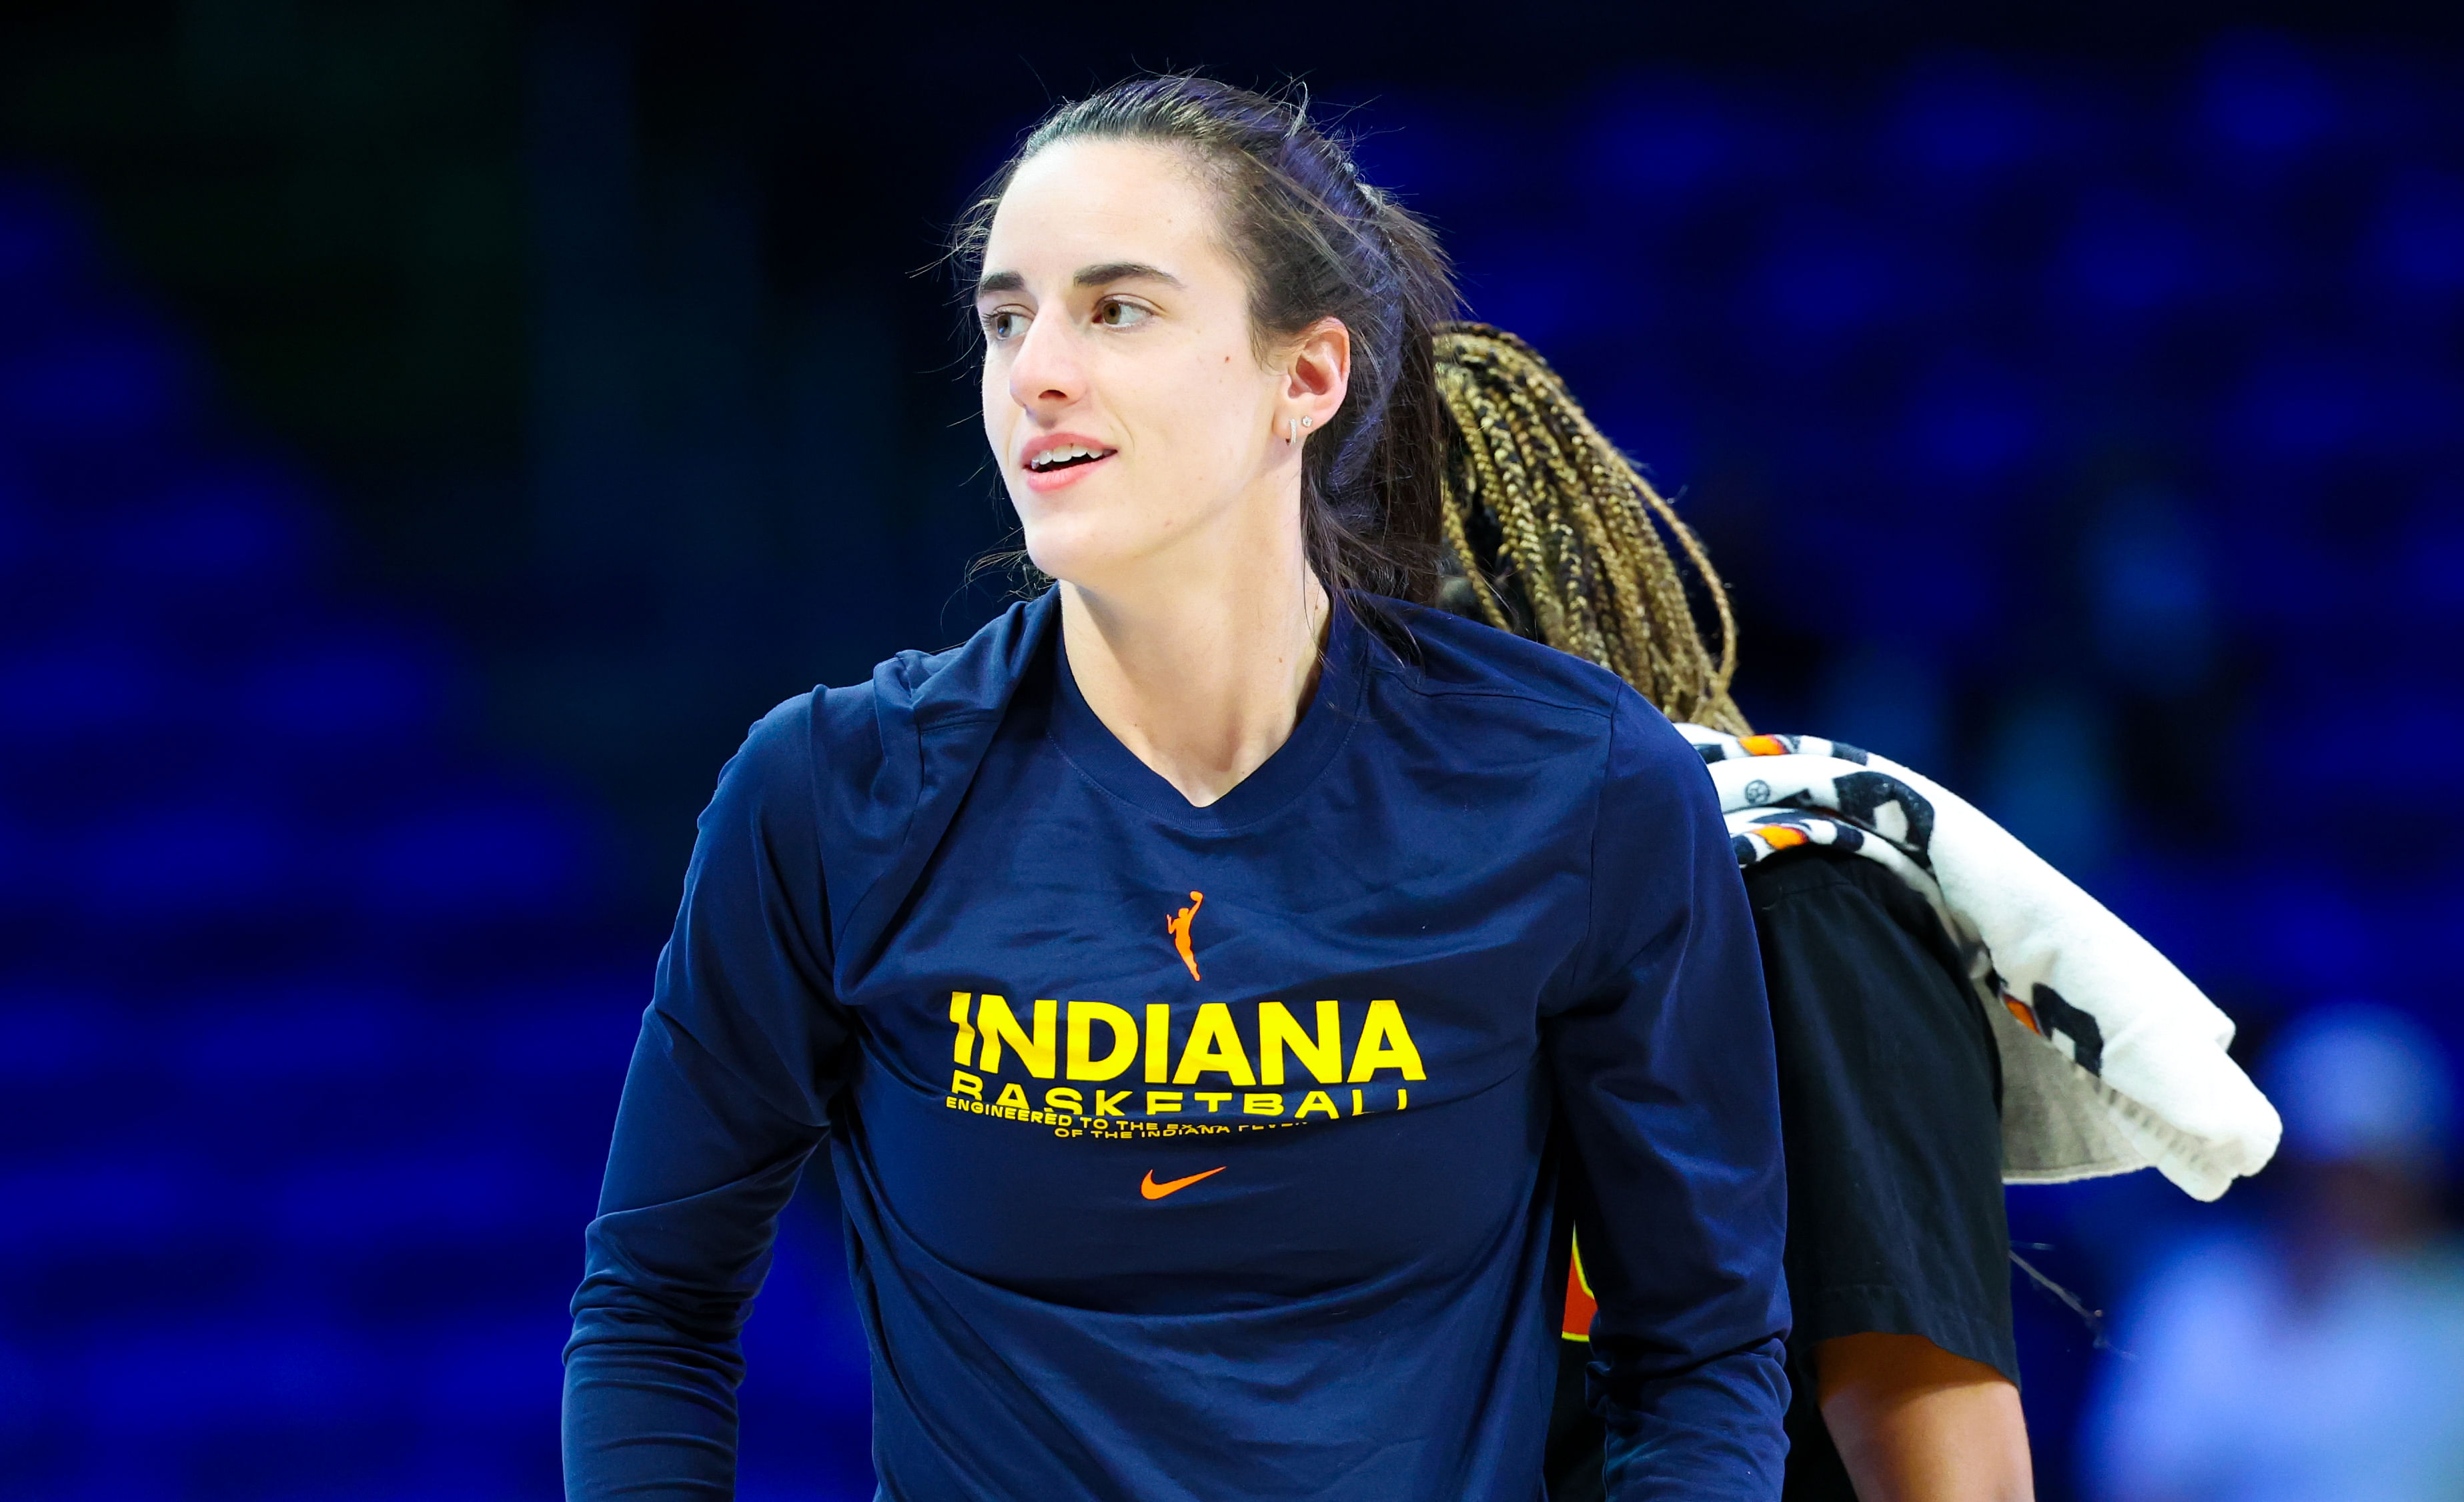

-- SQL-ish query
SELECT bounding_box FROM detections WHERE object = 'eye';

[1095,297,1151,329]
[983,308,1028,343]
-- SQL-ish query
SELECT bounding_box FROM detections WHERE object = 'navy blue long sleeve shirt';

[563,592,1790,1501]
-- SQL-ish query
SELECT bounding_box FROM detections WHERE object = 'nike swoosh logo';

[1139,1166,1227,1201]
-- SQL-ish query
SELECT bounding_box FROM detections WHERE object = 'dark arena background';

[5,3,2463,1498]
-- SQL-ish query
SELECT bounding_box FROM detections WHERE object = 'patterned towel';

[1680,726,2280,1201]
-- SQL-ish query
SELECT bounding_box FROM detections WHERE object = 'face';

[976,137,1345,595]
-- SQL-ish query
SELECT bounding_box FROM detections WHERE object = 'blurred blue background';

[3,3,2460,1498]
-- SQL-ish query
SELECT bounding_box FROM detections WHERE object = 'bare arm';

[1816,1333,2034,1502]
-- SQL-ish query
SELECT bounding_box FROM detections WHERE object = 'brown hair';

[953,75,1748,733]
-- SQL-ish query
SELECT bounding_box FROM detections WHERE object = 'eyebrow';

[973,262,1183,299]
[1073,261,1180,289]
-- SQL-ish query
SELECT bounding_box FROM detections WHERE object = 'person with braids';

[562,75,1800,1501]
[1429,331,2040,1502]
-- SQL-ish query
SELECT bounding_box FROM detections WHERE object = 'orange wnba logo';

[1165,891,1204,982]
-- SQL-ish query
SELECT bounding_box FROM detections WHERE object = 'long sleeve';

[1545,695,1792,1501]
[562,695,856,1500]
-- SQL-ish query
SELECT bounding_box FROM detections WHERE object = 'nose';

[1007,309,1084,416]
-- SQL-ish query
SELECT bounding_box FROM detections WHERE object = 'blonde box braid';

[1431,322,1750,734]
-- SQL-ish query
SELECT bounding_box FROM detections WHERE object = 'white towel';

[1680,726,2281,1202]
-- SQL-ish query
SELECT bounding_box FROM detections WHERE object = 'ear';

[1281,317,1352,434]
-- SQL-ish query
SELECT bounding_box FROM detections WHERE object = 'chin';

[1013,474,1213,592]
[1023,519,1182,596]
[1017,516,1115,589]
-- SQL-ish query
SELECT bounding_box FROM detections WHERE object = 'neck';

[1059,542,1331,810]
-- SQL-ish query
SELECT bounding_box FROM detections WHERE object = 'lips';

[1027,444,1112,474]
[1019,433,1119,492]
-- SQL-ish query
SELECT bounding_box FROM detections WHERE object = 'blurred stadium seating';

[0,175,862,1499]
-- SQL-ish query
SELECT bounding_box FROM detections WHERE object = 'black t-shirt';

[1545,846,2016,1501]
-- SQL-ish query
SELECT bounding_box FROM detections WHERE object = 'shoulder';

[713,597,1055,880]
[743,689,818,753]
[1362,596,1625,716]
[705,691,824,825]
[1359,598,1706,779]
[776,591,1055,785]
[1743,844,1886,904]
[1754,842,1961,970]
[1743,846,1948,949]
[1745,842,1947,925]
